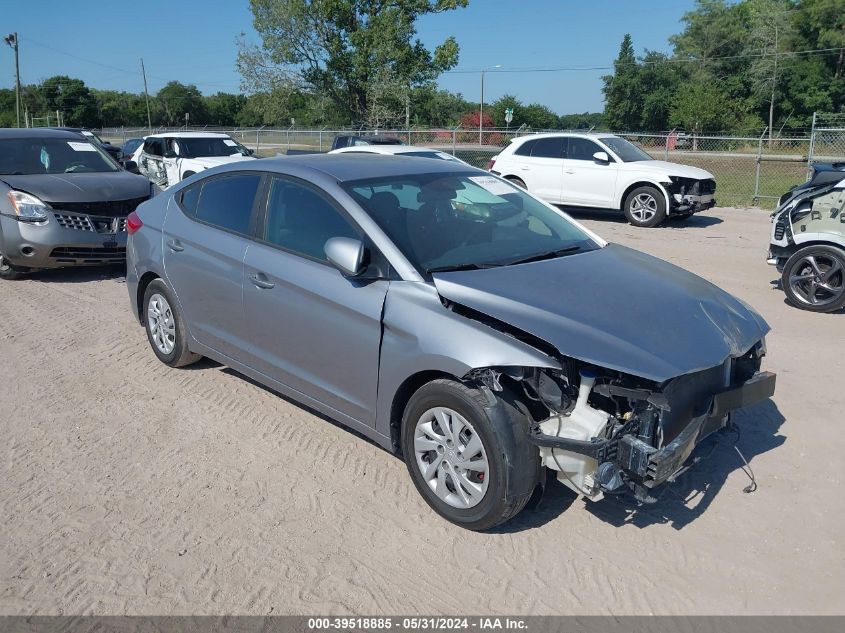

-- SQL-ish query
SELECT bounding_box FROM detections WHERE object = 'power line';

[442,46,845,75]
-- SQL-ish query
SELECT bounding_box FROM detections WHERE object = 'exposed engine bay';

[468,341,774,502]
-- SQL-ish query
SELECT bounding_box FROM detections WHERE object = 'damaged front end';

[472,341,774,503]
[664,176,717,215]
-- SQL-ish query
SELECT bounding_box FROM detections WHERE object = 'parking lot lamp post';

[479,64,501,145]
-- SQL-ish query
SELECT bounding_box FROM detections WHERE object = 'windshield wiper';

[426,262,501,274]
[503,245,582,266]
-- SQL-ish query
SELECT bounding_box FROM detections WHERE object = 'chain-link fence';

[97,124,842,208]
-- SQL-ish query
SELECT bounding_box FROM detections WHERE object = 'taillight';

[126,211,143,235]
[487,158,496,171]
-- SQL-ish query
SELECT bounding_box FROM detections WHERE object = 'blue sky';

[2,0,699,114]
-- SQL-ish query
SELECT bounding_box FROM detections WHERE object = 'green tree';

[638,51,680,131]
[558,112,604,130]
[602,34,643,130]
[206,92,248,126]
[490,94,523,127]
[238,0,468,123]
[156,81,207,126]
[40,76,98,127]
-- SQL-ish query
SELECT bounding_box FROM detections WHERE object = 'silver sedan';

[126,155,775,530]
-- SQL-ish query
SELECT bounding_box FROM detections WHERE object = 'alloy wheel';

[147,293,177,355]
[629,193,658,223]
[788,254,845,308]
[413,407,489,509]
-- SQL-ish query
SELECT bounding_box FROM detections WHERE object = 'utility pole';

[768,22,778,146]
[140,57,152,133]
[479,65,501,145]
[4,33,21,128]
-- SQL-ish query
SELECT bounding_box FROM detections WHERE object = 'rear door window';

[530,137,566,159]
[193,173,262,235]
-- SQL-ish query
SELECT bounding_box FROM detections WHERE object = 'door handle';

[249,273,275,290]
[167,239,184,252]
[520,167,530,171]
[564,170,576,174]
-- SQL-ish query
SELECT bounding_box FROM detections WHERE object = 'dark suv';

[0,128,152,279]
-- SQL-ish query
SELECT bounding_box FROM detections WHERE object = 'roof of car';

[145,132,232,139]
[259,153,477,182]
[0,128,86,140]
[510,131,618,143]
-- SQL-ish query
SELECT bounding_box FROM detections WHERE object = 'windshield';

[0,138,119,175]
[80,130,106,145]
[599,137,653,162]
[176,137,250,158]
[344,172,598,275]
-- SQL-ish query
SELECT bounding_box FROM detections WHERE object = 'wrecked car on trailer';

[127,155,775,529]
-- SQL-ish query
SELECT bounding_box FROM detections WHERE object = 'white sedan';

[329,144,469,164]
[489,132,716,227]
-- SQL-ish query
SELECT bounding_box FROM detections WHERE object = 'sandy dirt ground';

[1,207,843,616]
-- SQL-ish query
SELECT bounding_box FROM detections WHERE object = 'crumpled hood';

[633,160,714,181]
[432,244,769,382]
[0,171,151,203]
[188,155,256,169]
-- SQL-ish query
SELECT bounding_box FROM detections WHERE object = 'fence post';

[753,127,767,206]
[664,129,674,161]
[452,126,459,156]
[807,111,817,171]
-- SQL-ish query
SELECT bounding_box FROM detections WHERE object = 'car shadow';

[582,399,785,530]
[558,206,724,228]
[28,265,126,284]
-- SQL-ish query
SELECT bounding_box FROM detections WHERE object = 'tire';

[401,378,540,531]
[0,252,29,280]
[781,245,845,313]
[182,171,196,180]
[506,176,527,189]
[623,186,667,227]
[142,278,201,367]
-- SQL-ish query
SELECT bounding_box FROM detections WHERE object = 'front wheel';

[781,245,845,312]
[0,252,30,280]
[401,379,539,531]
[623,186,666,227]
[143,279,201,367]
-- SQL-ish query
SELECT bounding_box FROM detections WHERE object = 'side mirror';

[123,160,139,174]
[163,150,177,159]
[593,151,610,164]
[325,237,365,277]
[246,148,255,156]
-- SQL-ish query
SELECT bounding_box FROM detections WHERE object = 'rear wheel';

[143,279,201,367]
[624,186,666,227]
[781,245,845,312]
[401,379,539,531]
[0,252,29,280]
[506,176,527,189]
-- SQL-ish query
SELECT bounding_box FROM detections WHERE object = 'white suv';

[133,132,256,188]
[489,133,716,227]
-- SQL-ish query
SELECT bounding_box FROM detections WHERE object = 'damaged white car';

[133,132,256,188]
